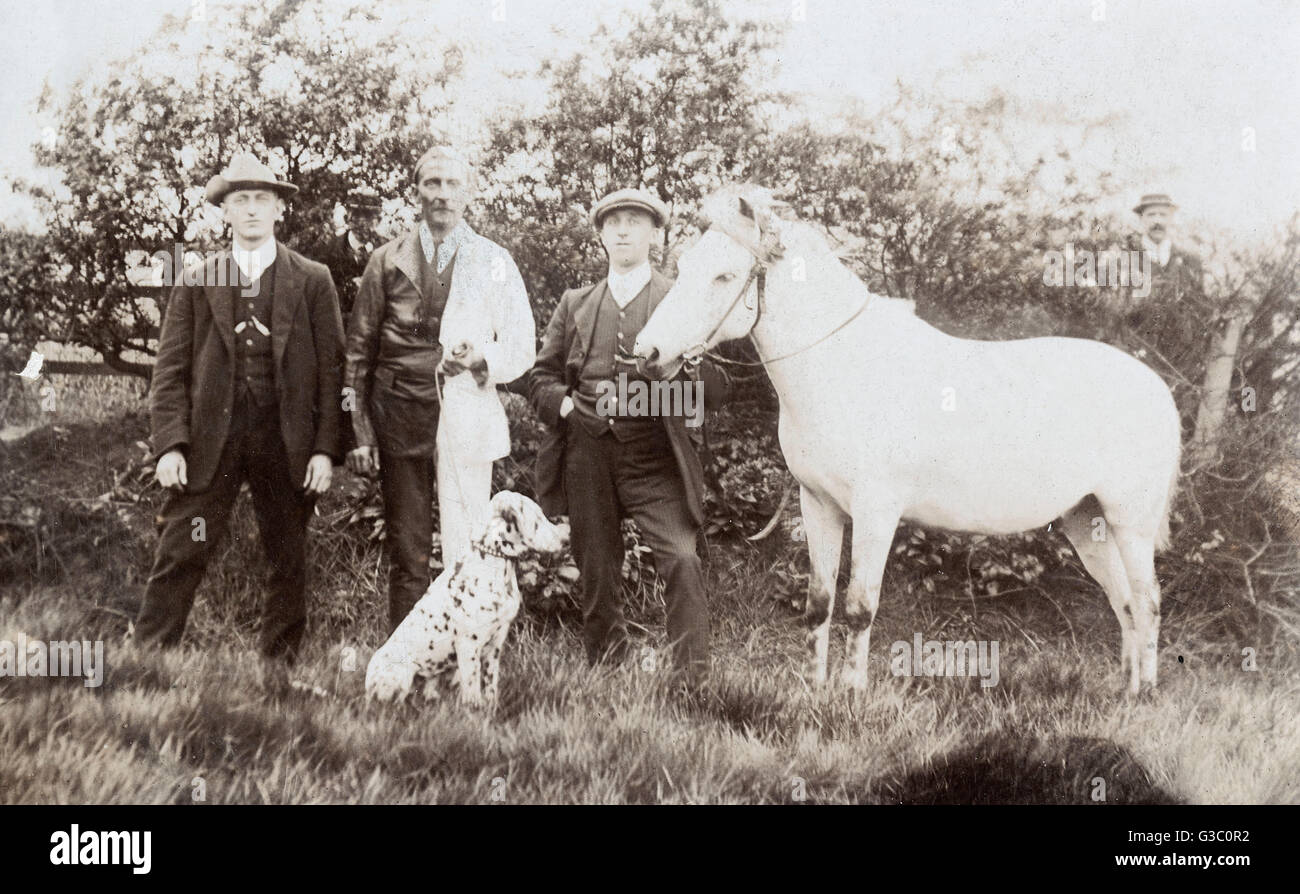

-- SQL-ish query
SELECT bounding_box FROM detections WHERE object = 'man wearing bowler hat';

[1128,193,1205,306]
[135,152,346,660]
[1114,192,1210,411]
[529,187,729,686]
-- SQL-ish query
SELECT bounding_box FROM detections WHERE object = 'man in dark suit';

[529,188,728,685]
[315,190,381,320]
[312,190,381,453]
[1113,192,1211,419]
[135,152,345,661]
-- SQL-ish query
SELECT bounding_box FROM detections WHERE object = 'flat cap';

[345,189,383,212]
[590,187,669,229]
[204,152,298,206]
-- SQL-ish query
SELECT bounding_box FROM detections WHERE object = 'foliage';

[11,0,462,374]
[3,0,1296,648]
[480,0,782,325]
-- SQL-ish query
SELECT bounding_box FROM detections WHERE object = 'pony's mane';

[699,184,917,317]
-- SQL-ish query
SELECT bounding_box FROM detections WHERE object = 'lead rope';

[434,363,475,552]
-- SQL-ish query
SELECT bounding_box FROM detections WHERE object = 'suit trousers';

[378,443,492,631]
[563,420,709,679]
[135,393,314,660]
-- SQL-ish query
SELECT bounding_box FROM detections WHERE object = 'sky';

[1,0,1296,244]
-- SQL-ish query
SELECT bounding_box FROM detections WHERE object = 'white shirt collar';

[1142,234,1172,267]
[606,262,652,309]
[419,219,473,273]
[232,237,277,282]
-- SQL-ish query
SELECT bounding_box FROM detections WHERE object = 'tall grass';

[1,407,1297,804]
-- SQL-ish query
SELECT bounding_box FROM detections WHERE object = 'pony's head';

[634,184,788,379]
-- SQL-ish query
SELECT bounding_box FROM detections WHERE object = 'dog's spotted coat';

[365,491,566,707]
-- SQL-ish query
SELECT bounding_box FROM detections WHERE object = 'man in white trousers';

[344,146,535,629]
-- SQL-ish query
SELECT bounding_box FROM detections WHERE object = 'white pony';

[633,186,1180,695]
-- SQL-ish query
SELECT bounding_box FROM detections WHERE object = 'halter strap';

[682,231,872,371]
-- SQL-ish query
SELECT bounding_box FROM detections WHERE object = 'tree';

[754,89,1123,342]
[478,0,782,324]
[10,0,463,376]
[1193,218,1300,462]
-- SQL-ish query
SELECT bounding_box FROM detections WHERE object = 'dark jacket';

[1114,235,1210,380]
[314,230,371,320]
[149,243,346,492]
[528,269,729,525]
[344,230,446,457]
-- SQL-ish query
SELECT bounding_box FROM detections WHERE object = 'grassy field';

[1,391,1297,804]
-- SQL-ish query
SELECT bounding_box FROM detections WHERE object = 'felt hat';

[205,152,298,206]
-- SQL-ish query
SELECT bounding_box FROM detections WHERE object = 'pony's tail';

[1155,443,1181,553]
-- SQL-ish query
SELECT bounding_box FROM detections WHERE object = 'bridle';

[678,215,873,372]
[680,258,767,371]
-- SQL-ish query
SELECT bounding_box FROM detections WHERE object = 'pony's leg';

[799,487,846,687]
[839,505,900,691]
[1059,507,1138,693]
[1106,522,1162,691]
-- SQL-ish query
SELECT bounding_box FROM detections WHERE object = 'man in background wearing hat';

[345,146,535,629]
[136,152,346,660]
[315,190,383,320]
[529,188,729,687]
[1113,192,1210,414]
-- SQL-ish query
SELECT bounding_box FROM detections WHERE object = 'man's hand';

[440,340,486,381]
[346,446,380,476]
[559,395,574,419]
[155,449,188,490]
[303,453,334,496]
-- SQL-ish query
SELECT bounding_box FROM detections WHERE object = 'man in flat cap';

[345,145,535,629]
[136,152,346,660]
[529,187,729,687]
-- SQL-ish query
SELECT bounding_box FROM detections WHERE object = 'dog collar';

[475,542,513,561]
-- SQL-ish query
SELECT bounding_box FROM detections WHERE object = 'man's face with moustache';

[414,156,472,236]
[1141,204,1174,243]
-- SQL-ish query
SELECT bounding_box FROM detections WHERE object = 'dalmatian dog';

[365,491,566,708]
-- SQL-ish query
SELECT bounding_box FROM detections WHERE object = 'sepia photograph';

[0,0,1295,838]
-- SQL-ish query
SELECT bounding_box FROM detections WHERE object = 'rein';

[681,262,765,370]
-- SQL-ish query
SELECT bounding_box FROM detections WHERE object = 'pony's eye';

[715,272,736,284]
